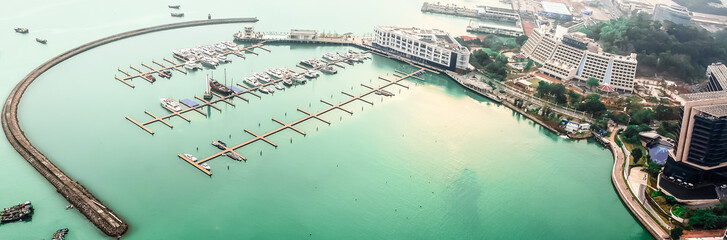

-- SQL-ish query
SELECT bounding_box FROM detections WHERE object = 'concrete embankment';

[1,17,257,237]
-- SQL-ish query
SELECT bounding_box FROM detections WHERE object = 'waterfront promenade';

[1,18,258,237]
[608,129,670,239]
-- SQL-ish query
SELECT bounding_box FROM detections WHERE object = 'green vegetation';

[670,227,683,240]
[469,49,510,80]
[657,121,680,139]
[515,35,529,46]
[579,12,727,83]
[586,77,599,90]
[673,0,727,17]
[523,59,534,72]
[577,94,607,117]
[622,124,651,144]
[632,148,643,163]
[455,36,518,52]
[672,205,687,218]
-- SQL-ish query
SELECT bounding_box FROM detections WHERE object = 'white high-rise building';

[521,29,638,92]
[373,26,470,72]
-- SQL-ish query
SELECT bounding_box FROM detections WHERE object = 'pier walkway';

[126,52,370,135]
[1,18,258,237]
[115,43,266,88]
[179,68,426,175]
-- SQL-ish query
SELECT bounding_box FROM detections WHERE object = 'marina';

[178,68,426,175]
[125,51,371,135]
[115,42,265,88]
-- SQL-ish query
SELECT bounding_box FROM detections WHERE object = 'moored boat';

[14,28,28,33]
[253,72,271,82]
[209,78,233,95]
[292,74,306,84]
[35,38,47,44]
[244,77,261,87]
[51,228,69,240]
[183,154,198,162]
[226,152,244,161]
[171,13,184,17]
[1,201,34,224]
[282,79,293,86]
[304,70,319,78]
[160,98,182,111]
[201,163,211,170]
[168,5,180,9]
[320,65,337,74]
[275,84,284,90]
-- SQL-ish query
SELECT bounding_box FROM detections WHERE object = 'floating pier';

[179,68,426,175]
[126,51,370,134]
[115,43,266,88]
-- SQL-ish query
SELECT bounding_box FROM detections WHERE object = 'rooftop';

[708,62,727,89]
[376,26,465,52]
[681,90,727,102]
[541,1,572,16]
[694,104,727,117]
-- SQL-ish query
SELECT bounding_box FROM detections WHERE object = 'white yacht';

[183,154,198,162]
[304,70,319,78]
[200,163,211,170]
[323,53,338,61]
[244,77,261,87]
[160,98,182,111]
[253,72,271,82]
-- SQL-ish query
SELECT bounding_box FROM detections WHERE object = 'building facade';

[707,62,727,92]
[373,26,470,72]
[661,91,727,200]
[521,29,638,92]
[652,4,692,26]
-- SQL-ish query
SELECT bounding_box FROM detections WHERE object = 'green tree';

[587,77,600,90]
[654,105,680,121]
[524,59,534,71]
[516,35,529,46]
[577,94,607,116]
[632,148,643,163]
[670,227,683,240]
[567,90,582,107]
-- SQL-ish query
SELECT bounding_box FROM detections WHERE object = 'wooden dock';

[115,43,266,88]
[180,68,426,175]
[126,51,371,135]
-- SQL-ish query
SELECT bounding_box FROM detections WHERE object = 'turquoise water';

[0,0,650,239]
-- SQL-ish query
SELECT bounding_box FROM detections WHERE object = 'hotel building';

[373,26,470,72]
[521,29,638,92]
[661,91,727,200]
[706,62,727,92]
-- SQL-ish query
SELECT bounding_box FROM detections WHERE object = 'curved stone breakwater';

[1,18,258,237]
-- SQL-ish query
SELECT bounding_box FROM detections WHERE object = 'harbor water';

[0,0,650,239]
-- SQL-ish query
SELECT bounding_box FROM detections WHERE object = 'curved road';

[2,18,257,237]
[608,129,671,239]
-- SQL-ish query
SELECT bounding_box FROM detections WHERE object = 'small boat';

[14,28,28,33]
[51,228,69,240]
[36,38,47,44]
[171,13,184,17]
[201,163,211,170]
[266,68,284,79]
[374,90,395,97]
[168,5,180,9]
[160,69,172,78]
[144,74,156,82]
[226,152,244,161]
[323,53,338,61]
[160,98,182,111]
[183,154,198,162]
[266,86,275,93]
[320,65,337,74]
[200,57,218,68]
[218,141,227,146]
[244,77,261,87]
[304,70,319,78]
[275,84,284,90]
[184,61,200,70]
[282,79,293,86]
[253,72,271,82]
[217,55,230,63]
[292,74,306,84]
[212,141,225,150]
[559,135,570,139]
[259,87,270,94]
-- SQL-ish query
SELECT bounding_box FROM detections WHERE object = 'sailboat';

[203,74,213,100]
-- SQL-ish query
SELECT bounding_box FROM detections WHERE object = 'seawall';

[1,17,258,237]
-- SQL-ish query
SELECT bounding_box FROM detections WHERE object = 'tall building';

[521,29,638,92]
[661,91,727,200]
[706,62,727,92]
[373,26,470,72]
[652,4,692,26]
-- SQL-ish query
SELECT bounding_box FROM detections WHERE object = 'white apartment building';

[373,26,470,72]
[521,29,638,92]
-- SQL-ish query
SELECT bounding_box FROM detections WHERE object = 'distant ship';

[35,38,47,44]
[14,28,28,33]
[168,5,180,9]
[171,13,184,17]
[160,98,182,111]
[1,201,33,223]
[51,228,69,240]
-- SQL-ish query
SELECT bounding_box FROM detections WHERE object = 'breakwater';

[1,17,258,237]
